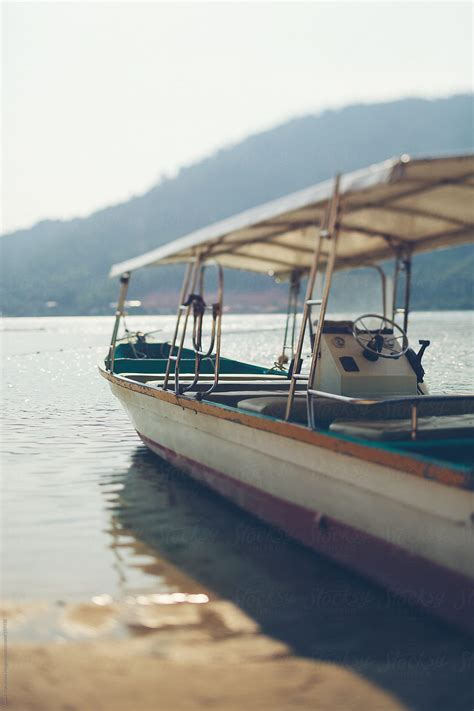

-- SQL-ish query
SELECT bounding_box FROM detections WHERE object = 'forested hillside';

[1,94,472,316]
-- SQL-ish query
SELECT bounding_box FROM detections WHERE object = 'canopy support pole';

[306,176,342,397]
[276,270,302,369]
[106,272,130,372]
[392,256,401,322]
[285,175,340,421]
[402,254,412,334]
[162,260,197,391]
[283,238,323,420]
[368,264,387,319]
[392,250,412,333]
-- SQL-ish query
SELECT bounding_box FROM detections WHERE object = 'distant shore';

[2,307,474,319]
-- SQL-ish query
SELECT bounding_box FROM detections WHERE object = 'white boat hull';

[105,372,474,633]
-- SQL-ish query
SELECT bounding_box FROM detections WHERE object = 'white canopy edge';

[110,153,474,278]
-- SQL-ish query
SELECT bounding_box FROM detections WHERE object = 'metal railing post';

[162,260,196,390]
[307,175,342,393]
[173,259,202,395]
[182,262,224,395]
[107,272,130,372]
[284,231,325,420]
[199,263,224,397]
[368,264,387,319]
[392,255,401,322]
[403,254,412,334]
[285,175,341,421]
[277,270,302,367]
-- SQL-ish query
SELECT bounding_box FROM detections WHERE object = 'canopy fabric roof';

[110,154,474,279]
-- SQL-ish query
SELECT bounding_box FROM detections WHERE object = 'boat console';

[313,314,417,399]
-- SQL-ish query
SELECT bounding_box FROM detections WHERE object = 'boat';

[99,154,474,633]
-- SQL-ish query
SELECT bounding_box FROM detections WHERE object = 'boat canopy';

[110,154,474,279]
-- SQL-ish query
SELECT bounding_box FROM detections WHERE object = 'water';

[1,312,474,710]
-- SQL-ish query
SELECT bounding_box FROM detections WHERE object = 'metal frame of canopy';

[105,153,474,418]
[109,153,474,278]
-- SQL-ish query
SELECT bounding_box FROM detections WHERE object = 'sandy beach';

[4,599,406,711]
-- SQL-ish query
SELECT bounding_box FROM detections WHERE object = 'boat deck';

[109,342,474,480]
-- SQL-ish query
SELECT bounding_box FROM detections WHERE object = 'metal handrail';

[162,258,224,397]
[307,390,473,405]
[185,262,224,397]
[162,260,197,391]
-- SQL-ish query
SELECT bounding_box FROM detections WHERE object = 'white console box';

[312,333,417,398]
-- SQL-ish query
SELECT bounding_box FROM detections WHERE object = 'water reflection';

[107,446,474,711]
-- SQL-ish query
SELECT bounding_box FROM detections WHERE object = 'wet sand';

[4,600,405,711]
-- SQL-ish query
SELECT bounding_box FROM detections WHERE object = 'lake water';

[1,312,473,711]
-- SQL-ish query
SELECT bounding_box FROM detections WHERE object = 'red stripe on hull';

[138,431,474,635]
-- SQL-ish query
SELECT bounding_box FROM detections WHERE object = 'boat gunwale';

[99,366,474,490]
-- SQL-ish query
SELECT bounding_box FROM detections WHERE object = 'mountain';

[1,94,473,316]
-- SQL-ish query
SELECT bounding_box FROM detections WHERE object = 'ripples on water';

[1,312,473,710]
[1,311,473,600]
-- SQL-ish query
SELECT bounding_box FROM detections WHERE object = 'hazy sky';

[2,1,472,234]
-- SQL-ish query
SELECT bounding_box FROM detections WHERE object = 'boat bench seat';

[330,414,474,441]
[200,390,300,408]
[309,394,474,428]
[236,395,308,424]
[235,393,474,429]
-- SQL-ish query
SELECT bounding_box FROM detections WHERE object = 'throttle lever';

[417,339,430,363]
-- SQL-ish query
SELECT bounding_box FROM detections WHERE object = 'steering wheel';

[352,314,409,360]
